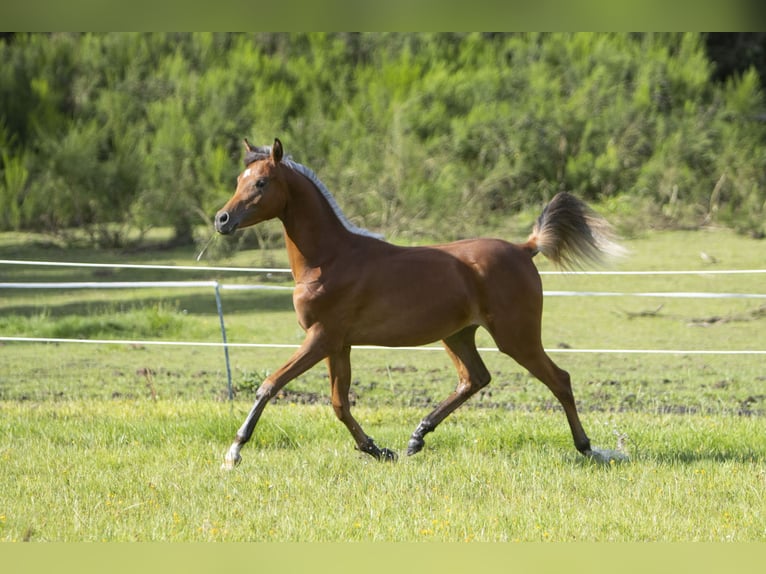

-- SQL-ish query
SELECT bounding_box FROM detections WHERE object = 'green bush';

[1,33,764,243]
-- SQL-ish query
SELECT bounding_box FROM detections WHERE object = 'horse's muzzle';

[215,210,237,235]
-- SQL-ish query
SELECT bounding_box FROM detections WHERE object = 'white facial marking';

[242,168,252,179]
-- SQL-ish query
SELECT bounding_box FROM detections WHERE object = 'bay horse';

[215,138,624,469]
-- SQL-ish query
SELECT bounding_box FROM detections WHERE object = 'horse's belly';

[347,282,479,347]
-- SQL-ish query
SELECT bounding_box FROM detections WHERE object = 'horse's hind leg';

[327,346,397,461]
[498,338,592,455]
[407,326,491,456]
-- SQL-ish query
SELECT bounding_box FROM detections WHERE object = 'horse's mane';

[244,146,383,240]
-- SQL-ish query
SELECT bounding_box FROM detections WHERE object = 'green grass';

[0,401,764,542]
[1,227,765,541]
[0,301,189,340]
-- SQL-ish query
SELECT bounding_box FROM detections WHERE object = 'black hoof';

[379,447,398,462]
[358,438,398,462]
[407,436,425,456]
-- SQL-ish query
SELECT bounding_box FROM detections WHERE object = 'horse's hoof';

[379,448,398,462]
[221,454,242,471]
[406,436,424,456]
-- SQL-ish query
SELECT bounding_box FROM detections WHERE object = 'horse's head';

[215,138,288,234]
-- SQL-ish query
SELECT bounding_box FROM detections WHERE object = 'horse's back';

[438,237,542,294]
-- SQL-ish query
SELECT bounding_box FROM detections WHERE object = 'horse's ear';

[271,138,283,163]
[243,138,257,153]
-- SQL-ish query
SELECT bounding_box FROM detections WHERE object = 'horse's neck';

[280,169,355,281]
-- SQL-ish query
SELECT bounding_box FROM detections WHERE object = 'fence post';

[213,281,233,401]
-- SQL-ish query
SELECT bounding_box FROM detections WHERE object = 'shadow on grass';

[638,449,765,465]
[1,288,295,319]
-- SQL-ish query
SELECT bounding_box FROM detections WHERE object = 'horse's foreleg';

[328,346,397,461]
[222,395,267,470]
[222,330,326,470]
[407,327,491,456]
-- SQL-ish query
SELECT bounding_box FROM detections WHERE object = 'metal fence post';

[213,281,233,401]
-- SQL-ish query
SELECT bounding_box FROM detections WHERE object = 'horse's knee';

[476,368,492,389]
[456,375,491,398]
[255,380,276,401]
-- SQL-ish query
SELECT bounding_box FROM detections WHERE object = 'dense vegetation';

[1,32,765,248]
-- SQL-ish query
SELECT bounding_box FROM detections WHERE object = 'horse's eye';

[255,178,268,189]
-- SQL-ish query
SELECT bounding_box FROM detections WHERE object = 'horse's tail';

[524,192,625,269]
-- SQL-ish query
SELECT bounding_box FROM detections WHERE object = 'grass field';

[1,401,765,542]
[1,227,765,541]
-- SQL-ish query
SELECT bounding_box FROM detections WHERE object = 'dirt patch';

[271,388,335,406]
[688,304,766,327]
[738,395,766,416]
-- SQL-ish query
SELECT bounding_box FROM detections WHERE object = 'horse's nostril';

[215,211,234,234]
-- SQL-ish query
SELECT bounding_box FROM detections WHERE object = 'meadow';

[1,226,765,541]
